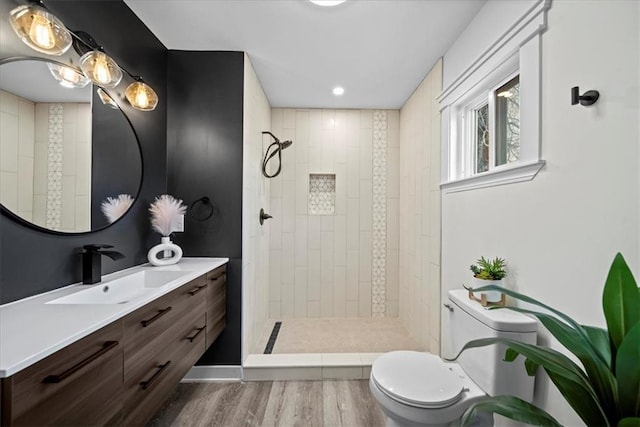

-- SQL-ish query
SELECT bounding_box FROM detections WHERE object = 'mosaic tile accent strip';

[372,110,387,317]
[46,104,63,230]
[309,174,336,215]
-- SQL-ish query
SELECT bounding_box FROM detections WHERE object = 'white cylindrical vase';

[147,236,183,266]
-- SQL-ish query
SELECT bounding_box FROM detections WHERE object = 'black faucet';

[82,244,125,284]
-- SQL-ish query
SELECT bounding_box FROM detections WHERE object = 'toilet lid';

[371,351,464,409]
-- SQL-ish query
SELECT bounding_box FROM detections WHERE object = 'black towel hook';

[571,86,599,106]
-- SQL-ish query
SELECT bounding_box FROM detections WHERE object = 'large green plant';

[452,253,640,427]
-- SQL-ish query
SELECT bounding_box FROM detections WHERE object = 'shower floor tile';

[255,317,422,354]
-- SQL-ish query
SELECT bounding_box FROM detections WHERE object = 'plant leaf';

[616,322,640,417]
[461,395,562,427]
[524,358,539,376]
[448,337,610,426]
[603,253,640,351]
[584,325,612,369]
[618,418,640,427]
[505,306,618,421]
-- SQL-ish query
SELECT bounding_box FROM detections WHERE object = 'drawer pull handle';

[209,273,227,283]
[43,340,119,384]
[186,326,206,342]
[141,307,172,327]
[188,285,207,296]
[140,361,171,390]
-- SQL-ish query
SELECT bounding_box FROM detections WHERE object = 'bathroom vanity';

[0,258,228,426]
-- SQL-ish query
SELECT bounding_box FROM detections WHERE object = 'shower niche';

[308,174,336,215]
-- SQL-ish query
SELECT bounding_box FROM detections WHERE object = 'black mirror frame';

[0,56,144,236]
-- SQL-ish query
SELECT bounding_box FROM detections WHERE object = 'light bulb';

[125,81,158,111]
[135,88,149,109]
[29,13,55,49]
[79,51,122,88]
[47,63,90,88]
[9,4,72,55]
[92,53,112,85]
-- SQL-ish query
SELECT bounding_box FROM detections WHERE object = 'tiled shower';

[243,60,443,357]
[268,108,400,320]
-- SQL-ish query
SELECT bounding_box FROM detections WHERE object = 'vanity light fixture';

[97,88,119,109]
[8,2,158,112]
[9,1,72,56]
[332,86,345,96]
[79,50,122,88]
[125,78,158,111]
[309,0,347,6]
[46,62,89,88]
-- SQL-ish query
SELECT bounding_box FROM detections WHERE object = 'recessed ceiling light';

[310,0,347,7]
[333,86,345,96]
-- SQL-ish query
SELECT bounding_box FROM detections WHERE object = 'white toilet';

[370,289,537,427]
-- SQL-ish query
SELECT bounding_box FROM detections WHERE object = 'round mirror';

[0,58,142,233]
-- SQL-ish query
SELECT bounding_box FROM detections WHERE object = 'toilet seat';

[371,351,464,409]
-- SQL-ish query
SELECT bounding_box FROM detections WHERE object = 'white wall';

[269,108,400,319]
[0,90,34,222]
[242,54,272,360]
[440,1,639,425]
[398,60,443,353]
[0,92,91,231]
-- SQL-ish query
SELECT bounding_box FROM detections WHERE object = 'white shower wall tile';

[270,108,399,320]
[295,266,308,318]
[398,60,442,351]
[294,216,308,266]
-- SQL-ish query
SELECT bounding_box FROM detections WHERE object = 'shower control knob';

[259,208,273,225]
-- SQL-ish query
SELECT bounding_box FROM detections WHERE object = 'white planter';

[471,277,503,303]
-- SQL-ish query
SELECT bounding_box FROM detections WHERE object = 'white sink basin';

[46,270,190,305]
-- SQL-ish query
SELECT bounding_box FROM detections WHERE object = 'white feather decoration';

[101,194,134,223]
[149,194,187,236]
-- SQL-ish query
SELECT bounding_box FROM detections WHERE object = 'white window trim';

[438,0,551,193]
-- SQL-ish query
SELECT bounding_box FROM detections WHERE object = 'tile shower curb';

[241,352,382,381]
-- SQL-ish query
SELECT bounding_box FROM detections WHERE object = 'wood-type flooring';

[147,380,385,427]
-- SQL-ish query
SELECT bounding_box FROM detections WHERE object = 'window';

[439,0,549,193]
[468,74,521,176]
[495,75,520,167]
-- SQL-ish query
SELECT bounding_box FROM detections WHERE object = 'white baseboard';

[181,365,243,382]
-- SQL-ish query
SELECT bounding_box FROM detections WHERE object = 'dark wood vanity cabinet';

[1,321,124,426]
[1,264,227,427]
[122,274,208,425]
[206,265,227,347]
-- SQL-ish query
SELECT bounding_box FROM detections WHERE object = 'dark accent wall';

[0,0,168,303]
[167,51,244,365]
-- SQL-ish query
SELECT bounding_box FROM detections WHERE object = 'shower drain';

[263,321,282,354]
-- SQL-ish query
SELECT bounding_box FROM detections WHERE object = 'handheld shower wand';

[262,131,293,178]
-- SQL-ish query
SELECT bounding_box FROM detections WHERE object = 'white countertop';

[0,257,229,378]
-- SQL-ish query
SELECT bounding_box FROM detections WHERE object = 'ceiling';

[0,60,92,103]
[124,0,485,109]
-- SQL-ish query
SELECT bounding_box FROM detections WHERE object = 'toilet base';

[382,411,494,427]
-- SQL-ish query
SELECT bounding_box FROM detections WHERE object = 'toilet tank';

[447,289,537,402]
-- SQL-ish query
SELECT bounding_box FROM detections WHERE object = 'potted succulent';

[469,256,507,303]
[454,253,640,427]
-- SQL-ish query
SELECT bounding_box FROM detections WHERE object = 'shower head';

[280,140,293,150]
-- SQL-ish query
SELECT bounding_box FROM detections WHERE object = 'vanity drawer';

[206,266,227,346]
[123,276,206,381]
[123,312,206,425]
[1,321,123,426]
